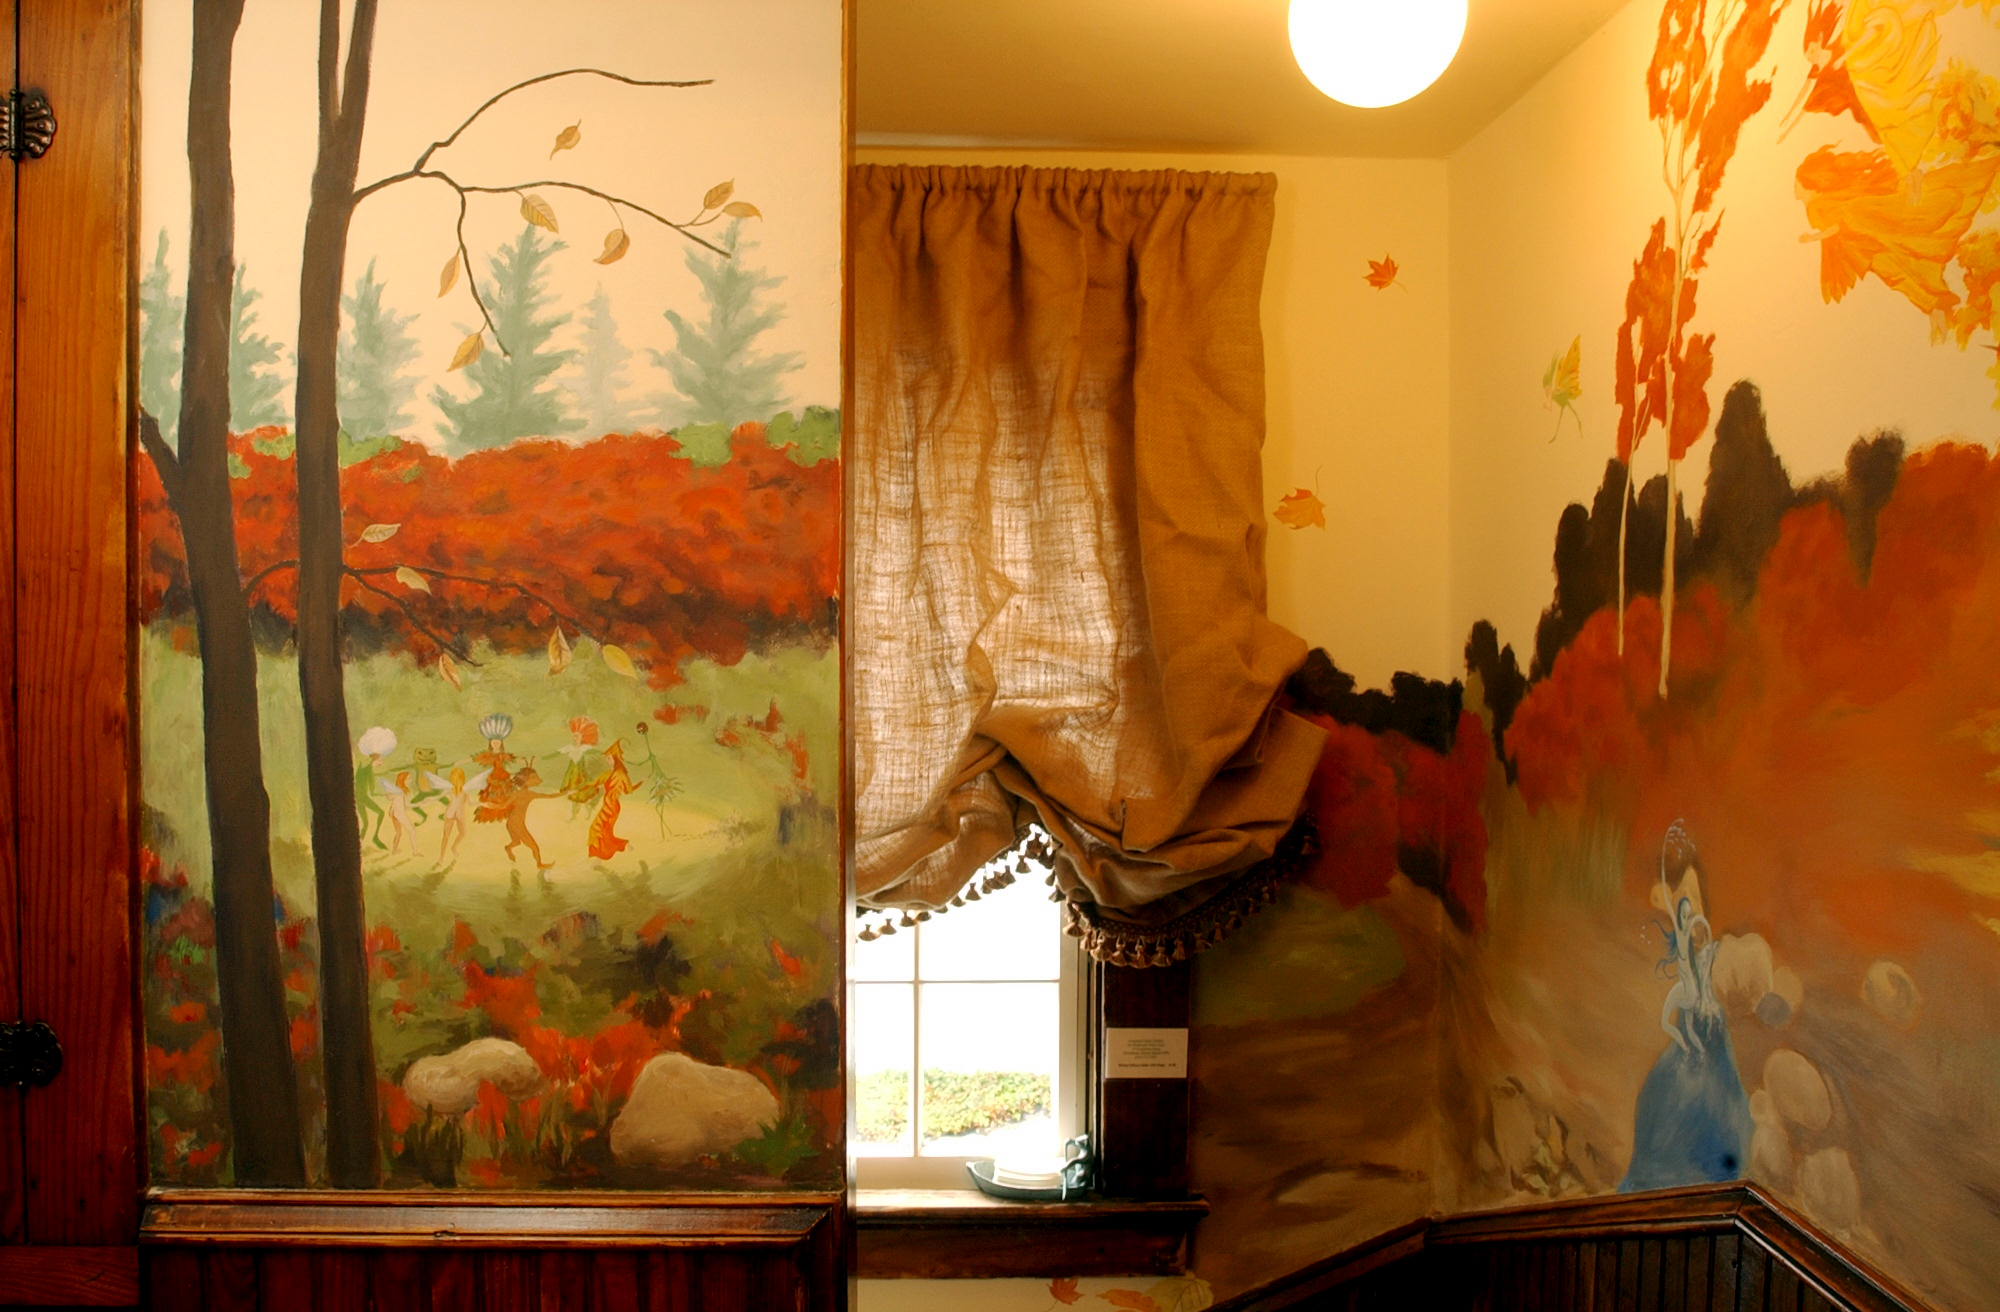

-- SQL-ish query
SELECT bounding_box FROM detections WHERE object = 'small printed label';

[1104,1027,1189,1079]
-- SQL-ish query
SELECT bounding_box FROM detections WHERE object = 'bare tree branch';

[345,569,479,665]
[138,409,184,510]
[449,189,508,356]
[346,563,597,639]
[400,69,712,178]
[237,556,606,654]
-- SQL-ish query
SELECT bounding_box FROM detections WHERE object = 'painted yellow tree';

[1615,0,1788,691]
[1791,0,2000,396]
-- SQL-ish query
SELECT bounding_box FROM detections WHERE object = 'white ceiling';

[853,0,1631,158]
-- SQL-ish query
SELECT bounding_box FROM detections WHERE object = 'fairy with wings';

[423,764,491,862]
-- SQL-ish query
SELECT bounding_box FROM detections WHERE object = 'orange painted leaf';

[1101,1293,1158,1312]
[1668,331,1716,461]
[549,120,581,159]
[1274,488,1326,530]
[702,179,735,210]
[1049,1277,1083,1305]
[438,251,459,298]
[723,200,762,219]
[1364,255,1400,289]
[769,938,805,979]
[595,228,631,265]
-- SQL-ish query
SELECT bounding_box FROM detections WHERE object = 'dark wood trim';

[1426,1180,1748,1244]
[1208,1184,1939,1312]
[1208,1218,1428,1312]
[854,1189,1207,1279]
[0,1244,141,1306]
[141,1194,842,1250]
[1093,959,1192,1198]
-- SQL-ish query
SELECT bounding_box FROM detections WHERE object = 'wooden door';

[0,0,143,1305]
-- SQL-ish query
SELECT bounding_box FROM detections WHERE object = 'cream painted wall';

[1446,0,2000,662]
[855,148,1455,689]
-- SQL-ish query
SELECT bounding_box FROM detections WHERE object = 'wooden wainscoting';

[139,1192,844,1311]
[1210,1183,1935,1312]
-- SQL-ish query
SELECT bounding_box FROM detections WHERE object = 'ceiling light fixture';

[1288,0,1469,109]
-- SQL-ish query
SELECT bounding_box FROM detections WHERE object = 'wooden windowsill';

[855,1189,1208,1279]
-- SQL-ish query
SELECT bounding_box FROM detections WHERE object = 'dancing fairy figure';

[1650,820,1719,1055]
[497,764,560,871]
[424,765,489,862]
[586,739,637,860]
[354,726,397,849]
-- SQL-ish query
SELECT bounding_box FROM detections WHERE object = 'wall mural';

[1212,2,2000,1308]
[138,0,842,1191]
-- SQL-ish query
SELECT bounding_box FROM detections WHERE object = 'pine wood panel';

[0,0,23,1245]
[14,0,138,1248]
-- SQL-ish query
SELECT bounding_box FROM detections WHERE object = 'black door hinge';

[1,87,55,161]
[0,1019,64,1087]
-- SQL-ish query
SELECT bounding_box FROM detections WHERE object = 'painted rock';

[1762,1049,1833,1133]
[403,1037,544,1116]
[610,1052,778,1168]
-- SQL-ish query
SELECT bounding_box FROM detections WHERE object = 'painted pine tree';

[432,224,581,452]
[649,217,800,432]
[139,229,185,448]
[569,286,636,437]
[229,264,290,430]
[337,258,421,442]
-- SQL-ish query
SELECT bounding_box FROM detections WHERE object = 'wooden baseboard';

[1210,1184,1935,1312]
[0,1245,141,1307]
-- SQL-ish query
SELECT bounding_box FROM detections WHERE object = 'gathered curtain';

[850,164,1327,962]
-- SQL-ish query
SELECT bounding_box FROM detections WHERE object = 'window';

[852,850,1084,1189]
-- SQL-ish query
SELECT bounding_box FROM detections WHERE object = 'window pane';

[918,981,1059,1160]
[918,870,1061,981]
[851,920,915,981]
[853,982,914,1157]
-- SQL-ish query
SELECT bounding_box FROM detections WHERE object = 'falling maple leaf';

[1543,335,1583,441]
[1364,255,1402,290]
[1100,1292,1158,1312]
[1274,487,1326,530]
[1048,1277,1083,1305]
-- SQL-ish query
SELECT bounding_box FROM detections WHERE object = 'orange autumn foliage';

[1506,444,2000,945]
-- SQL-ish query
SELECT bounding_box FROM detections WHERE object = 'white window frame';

[851,899,1087,1191]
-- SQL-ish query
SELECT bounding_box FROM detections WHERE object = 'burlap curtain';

[851,165,1327,960]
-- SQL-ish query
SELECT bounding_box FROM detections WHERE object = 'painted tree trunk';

[293,0,382,1188]
[1659,458,1679,698]
[1617,461,1630,657]
[158,0,307,1187]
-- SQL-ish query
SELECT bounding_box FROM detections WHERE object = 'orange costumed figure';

[586,739,637,860]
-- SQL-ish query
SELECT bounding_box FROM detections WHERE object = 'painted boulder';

[610,1053,778,1168]
[402,1037,544,1116]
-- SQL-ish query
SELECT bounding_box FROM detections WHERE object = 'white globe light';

[1288,0,1469,109]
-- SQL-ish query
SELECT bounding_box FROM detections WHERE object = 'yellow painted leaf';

[602,643,639,679]
[356,522,401,544]
[394,565,432,594]
[594,228,631,265]
[722,200,761,219]
[548,625,573,676]
[438,251,460,298]
[448,331,484,371]
[549,120,581,159]
[520,192,560,232]
[438,652,462,690]
[1274,488,1326,530]
[702,179,734,210]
